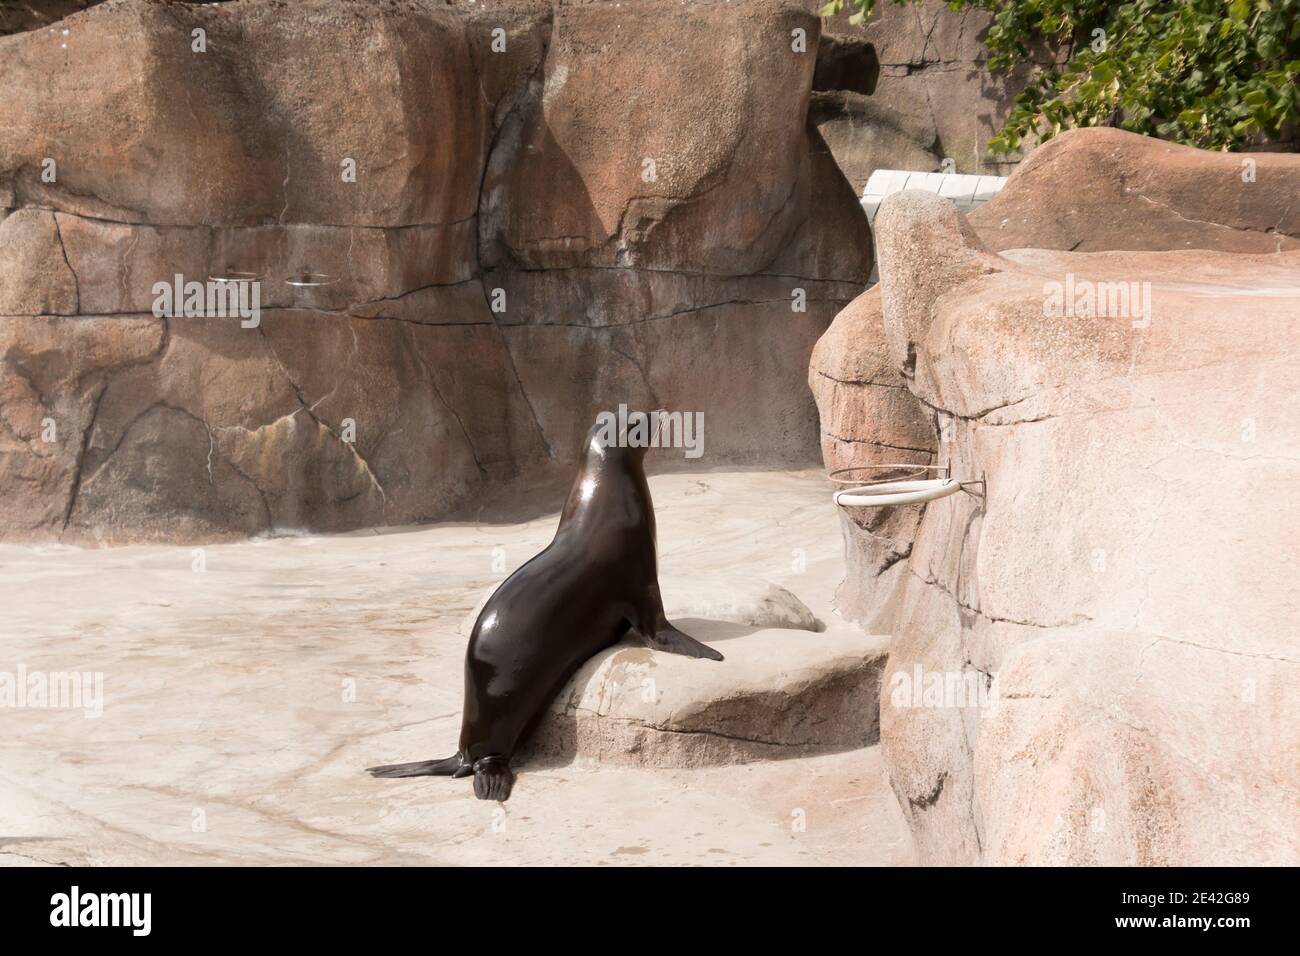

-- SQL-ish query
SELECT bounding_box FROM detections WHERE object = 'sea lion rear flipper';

[367,754,467,778]
[471,756,515,801]
[643,619,724,661]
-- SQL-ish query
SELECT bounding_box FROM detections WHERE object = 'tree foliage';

[818,0,1300,154]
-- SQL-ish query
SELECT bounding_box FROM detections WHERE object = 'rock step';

[523,622,889,769]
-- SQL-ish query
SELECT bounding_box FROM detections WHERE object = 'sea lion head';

[585,409,666,468]
[558,412,657,527]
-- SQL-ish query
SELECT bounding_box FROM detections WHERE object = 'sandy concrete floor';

[0,469,913,866]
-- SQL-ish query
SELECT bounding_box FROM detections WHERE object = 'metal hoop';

[828,463,946,486]
[830,465,986,508]
[833,478,962,508]
[284,271,339,288]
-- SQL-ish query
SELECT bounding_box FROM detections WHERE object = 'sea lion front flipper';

[634,587,724,661]
[644,619,724,661]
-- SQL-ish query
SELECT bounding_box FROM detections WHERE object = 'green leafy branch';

[818,0,1300,153]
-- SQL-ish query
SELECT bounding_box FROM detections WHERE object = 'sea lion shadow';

[661,617,772,644]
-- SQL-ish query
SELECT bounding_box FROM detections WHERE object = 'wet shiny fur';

[367,422,722,800]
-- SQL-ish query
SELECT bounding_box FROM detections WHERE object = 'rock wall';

[807,0,1069,190]
[811,127,1300,864]
[0,0,871,542]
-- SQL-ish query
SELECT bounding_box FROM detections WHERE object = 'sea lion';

[367,418,723,801]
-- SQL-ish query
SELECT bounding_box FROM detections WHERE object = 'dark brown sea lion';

[367,418,722,800]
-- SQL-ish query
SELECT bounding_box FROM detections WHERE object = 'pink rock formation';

[812,129,1300,864]
[0,0,871,541]
[808,0,1070,185]
[969,127,1300,254]
[812,128,1300,631]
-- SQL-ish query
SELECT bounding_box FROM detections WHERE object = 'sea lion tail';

[366,754,466,778]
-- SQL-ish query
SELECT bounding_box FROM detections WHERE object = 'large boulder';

[0,0,872,541]
[483,0,821,274]
[526,625,888,768]
[812,128,1300,631]
[969,126,1300,253]
[0,0,488,228]
[825,177,1300,864]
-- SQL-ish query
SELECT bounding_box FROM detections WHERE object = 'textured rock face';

[477,0,871,465]
[0,0,871,541]
[968,126,1300,254]
[808,0,1068,186]
[807,287,931,627]
[2,1,488,228]
[811,128,1300,634]
[811,132,1300,864]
